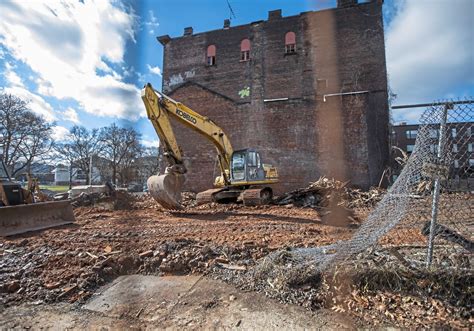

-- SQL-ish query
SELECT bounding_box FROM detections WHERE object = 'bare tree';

[99,123,141,186]
[55,126,101,185]
[53,143,78,188]
[135,146,161,184]
[0,93,54,177]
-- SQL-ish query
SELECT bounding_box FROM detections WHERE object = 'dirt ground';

[0,275,357,330]
[0,196,471,328]
[0,203,355,303]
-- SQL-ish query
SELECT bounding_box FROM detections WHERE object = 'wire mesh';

[252,98,473,282]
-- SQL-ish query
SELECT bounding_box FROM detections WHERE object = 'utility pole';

[89,154,93,187]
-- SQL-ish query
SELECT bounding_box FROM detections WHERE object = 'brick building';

[392,122,474,179]
[157,0,390,193]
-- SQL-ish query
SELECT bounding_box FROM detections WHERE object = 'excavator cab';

[0,159,25,206]
[230,149,266,183]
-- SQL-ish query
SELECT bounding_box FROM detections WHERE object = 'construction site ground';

[1,275,354,329]
[0,194,471,328]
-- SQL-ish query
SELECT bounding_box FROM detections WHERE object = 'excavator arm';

[141,83,234,208]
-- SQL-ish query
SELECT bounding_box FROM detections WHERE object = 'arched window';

[240,39,250,61]
[207,45,216,66]
[285,32,296,54]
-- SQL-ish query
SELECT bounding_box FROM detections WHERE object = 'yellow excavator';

[141,83,279,209]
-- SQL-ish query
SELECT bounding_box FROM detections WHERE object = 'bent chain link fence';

[252,98,473,289]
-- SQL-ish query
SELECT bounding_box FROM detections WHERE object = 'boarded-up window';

[207,45,216,65]
[240,39,250,61]
[285,32,296,54]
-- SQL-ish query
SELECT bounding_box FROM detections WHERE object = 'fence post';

[426,103,450,267]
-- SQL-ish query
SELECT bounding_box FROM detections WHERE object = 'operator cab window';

[247,151,261,180]
[247,151,261,167]
[231,152,246,181]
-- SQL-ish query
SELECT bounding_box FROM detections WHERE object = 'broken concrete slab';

[83,275,201,318]
[83,275,354,329]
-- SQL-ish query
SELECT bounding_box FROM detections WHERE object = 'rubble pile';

[181,191,197,208]
[69,192,109,208]
[275,177,385,210]
[132,193,162,209]
[212,248,472,328]
[127,191,196,210]
[0,237,265,306]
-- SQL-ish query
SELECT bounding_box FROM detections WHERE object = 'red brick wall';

[160,1,390,193]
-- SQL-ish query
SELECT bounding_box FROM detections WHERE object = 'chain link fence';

[247,98,473,310]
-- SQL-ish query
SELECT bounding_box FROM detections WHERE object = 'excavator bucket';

[147,174,185,209]
[0,201,75,237]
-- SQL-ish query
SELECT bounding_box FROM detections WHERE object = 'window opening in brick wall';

[406,144,415,153]
[285,31,296,54]
[406,129,417,139]
[207,45,216,66]
[240,39,250,61]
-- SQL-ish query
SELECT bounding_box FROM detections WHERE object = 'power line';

[226,0,236,20]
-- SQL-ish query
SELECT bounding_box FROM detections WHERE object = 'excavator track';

[241,187,273,206]
[196,188,225,205]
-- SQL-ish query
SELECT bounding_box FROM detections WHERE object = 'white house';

[53,164,101,185]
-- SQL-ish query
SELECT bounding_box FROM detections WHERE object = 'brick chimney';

[337,0,358,8]
[268,9,282,20]
[183,27,193,36]
[223,19,230,29]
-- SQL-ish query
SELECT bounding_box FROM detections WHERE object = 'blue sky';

[0,0,472,145]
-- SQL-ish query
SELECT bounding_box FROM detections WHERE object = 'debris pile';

[181,191,197,207]
[275,177,384,210]
[212,247,472,328]
[0,238,263,306]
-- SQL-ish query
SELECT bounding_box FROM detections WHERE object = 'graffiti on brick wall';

[165,69,196,88]
[184,70,195,79]
[238,86,250,98]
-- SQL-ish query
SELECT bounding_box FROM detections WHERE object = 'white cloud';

[63,107,80,124]
[52,126,70,141]
[387,0,474,115]
[147,64,162,76]
[141,138,160,148]
[145,10,159,35]
[2,86,56,122]
[4,62,24,87]
[0,0,143,121]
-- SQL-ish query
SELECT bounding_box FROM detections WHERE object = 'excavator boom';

[141,83,234,209]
